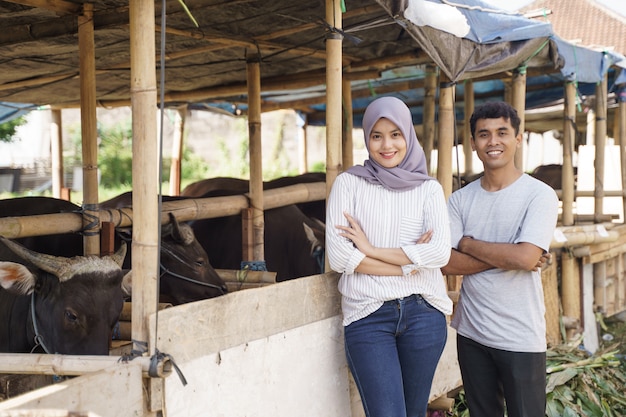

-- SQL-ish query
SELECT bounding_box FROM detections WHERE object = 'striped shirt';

[326,173,453,326]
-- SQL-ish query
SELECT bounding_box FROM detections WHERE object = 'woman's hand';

[336,212,375,257]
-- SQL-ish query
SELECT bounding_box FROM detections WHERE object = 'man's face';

[471,117,521,170]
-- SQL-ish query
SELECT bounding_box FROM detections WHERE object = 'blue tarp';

[0,102,35,124]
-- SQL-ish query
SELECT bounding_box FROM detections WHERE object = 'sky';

[483,0,626,16]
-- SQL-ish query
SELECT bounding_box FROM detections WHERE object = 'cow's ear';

[0,262,37,295]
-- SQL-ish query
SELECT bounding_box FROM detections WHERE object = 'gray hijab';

[347,96,433,191]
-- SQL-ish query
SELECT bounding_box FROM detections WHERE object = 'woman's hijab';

[346,96,433,191]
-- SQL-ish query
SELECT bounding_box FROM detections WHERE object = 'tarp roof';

[0,0,624,134]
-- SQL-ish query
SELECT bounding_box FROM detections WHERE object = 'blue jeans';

[344,294,447,417]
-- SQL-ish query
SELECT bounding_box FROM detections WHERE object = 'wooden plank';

[0,363,144,417]
[216,269,277,283]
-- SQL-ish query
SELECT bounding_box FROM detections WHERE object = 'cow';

[0,236,127,354]
[530,164,577,191]
[0,196,227,305]
[188,188,326,282]
[99,193,228,304]
[182,172,326,222]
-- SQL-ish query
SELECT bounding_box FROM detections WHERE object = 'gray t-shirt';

[448,173,559,352]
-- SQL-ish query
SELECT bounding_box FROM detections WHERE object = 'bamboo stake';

[342,77,354,169]
[78,3,100,256]
[619,93,626,223]
[511,67,526,170]
[246,53,264,263]
[562,81,576,226]
[49,109,64,199]
[594,75,608,222]
[129,0,158,366]
[168,106,186,196]
[463,80,474,175]
[560,250,580,340]
[437,74,455,199]
[423,65,437,174]
[325,0,342,287]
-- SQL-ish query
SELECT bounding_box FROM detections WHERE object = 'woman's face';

[368,117,407,168]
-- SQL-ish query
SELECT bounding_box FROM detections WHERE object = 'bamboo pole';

[463,80,474,175]
[246,53,264,263]
[562,81,577,226]
[437,74,455,199]
[129,0,158,369]
[0,353,167,378]
[560,249,580,340]
[325,0,342,193]
[423,65,437,174]
[325,0,342,307]
[619,89,626,223]
[511,67,526,170]
[298,113,308,173]
[78,3,100,256]
[342,77,354,168]
[49,109,64,199]
[168,106,186,196]
[0,182,326,239]
[594,74,608,222]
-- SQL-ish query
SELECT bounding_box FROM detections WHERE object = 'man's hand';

[532,251,551,271]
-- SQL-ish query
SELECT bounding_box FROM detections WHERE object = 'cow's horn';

[0,237,127,282]
[169,213,194,245]
[111,242,128,267]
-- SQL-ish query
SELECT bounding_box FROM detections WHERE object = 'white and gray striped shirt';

[326,173,453,326]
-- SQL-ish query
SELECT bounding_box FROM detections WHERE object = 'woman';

[326,96,452,417]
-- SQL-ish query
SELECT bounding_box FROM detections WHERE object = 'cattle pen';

[2,0,626,416]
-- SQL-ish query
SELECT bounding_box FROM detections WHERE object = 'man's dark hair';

[470,101,521,137]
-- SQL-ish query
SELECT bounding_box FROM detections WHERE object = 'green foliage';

[98,120,133,187]
[0,116,27,143]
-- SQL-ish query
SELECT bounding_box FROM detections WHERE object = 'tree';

[0,116,27,143]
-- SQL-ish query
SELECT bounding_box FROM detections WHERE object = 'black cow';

[182,172,326,222]
[530,163,577,190]
[189,188,325,282]
[0,236,126,354]
[100,192,228,304]
[0,196,227,305]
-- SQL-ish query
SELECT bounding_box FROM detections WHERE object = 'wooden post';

[50,109,64,199]
[168,106,186,196]
[342,78,354,169]
[562,81,577,226]
[463,80,474,176]
[594,74,608,222]
[324,0,342,321]
[247,53,264,263]
[511,67,527,170]
[423,65,437,174]
[437,74,455,199]
[78,3,100,256]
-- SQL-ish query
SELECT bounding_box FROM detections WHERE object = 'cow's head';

[158,213,227,304]
[0,237,126,355]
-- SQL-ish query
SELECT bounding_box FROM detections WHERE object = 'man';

[442,101,559,417]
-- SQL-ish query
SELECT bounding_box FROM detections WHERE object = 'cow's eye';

[65,309,78,323]
[195,259,206,267]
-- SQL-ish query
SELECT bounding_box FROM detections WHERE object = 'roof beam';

[2,0,82,15]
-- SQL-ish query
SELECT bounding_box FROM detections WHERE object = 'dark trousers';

[457,334,546,417]
[344,294,447,417]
